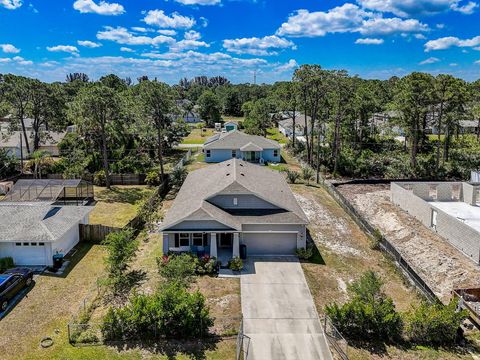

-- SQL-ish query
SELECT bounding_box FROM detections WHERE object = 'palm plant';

[24,150,53,179]
[301,166,314,185]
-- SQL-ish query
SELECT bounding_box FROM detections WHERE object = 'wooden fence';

[79,224,121,243]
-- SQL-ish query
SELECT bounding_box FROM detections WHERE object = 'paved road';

[241,257,333,360]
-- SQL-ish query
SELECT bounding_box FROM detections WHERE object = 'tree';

[242,98,271,135]
[135,80,175,179]
[325,271,402,341]
[274,81,300,147]
[393,73,434,169]
[158,253,196,287]
[66,73,89,83]
[69,83,123,188]
[24,150,54,179]
[100,74,129,92]
[198,90,221,127]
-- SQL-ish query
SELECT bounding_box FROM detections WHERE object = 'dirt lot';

[337,183,480,303]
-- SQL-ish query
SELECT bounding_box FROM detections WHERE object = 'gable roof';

[203,130,280,150]
[0,203,92,242]
[160,159,307,231]
[278,113,311,131]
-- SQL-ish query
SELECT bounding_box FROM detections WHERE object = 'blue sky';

[0,0,480,83]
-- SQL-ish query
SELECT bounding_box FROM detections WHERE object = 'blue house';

[203,131,281,163]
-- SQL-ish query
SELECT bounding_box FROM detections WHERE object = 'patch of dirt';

[337,183,480,303]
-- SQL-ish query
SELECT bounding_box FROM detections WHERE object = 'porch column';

[162,233,169,255]
[210,233,218,258]
[233,233,240,258]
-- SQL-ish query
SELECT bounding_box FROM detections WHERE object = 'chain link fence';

[322,315,349,360]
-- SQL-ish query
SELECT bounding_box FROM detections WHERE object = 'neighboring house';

[278,113,312,139]
[38,131,67,156]
[160,159,308,259]
[0,131,33,159]
[392,181,480,264]
[459,120,479,134]
[203,131,281,163]
[0,203,91,265]
[224,121,238,132]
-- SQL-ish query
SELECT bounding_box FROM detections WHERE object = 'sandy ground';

[337,183,480,303]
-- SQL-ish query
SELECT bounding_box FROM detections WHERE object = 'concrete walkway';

[240,257,333,360]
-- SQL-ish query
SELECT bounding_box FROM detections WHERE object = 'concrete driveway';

[241,257,333,360]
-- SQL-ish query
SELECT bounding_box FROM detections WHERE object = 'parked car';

[0,268,33,312]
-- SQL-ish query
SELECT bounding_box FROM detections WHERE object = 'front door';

[219,233,233,248]
[245,151,257,162]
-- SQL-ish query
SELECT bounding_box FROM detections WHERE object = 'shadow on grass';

[95,187,149,205]
[41,242,93,279]
[300,229,325,265]
[0,281,36,320]
[107,336,222,360]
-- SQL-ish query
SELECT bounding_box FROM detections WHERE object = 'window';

[31,242,37,246]
[39,242,45,246]
[175,233,190,247]
[206,150,211,158]
[15,243,21,246]
[232,150,236,158]
[233,197,238,206]
[23,242,29,246]
[274,150,278,157]
[192,233,207,246]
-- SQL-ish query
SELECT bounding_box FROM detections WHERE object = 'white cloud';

[0,44,20,53]
[73,0,125,15]
[415,34,427,40]
[276,4,429,38]
[120,47,134,52]
[97,26,175,46]
[184,30,202,41]
[131,27,154,33]
[169,39,210,52]
[77,40,102,48]
[355,37,384,44]
[357,0,478,17]
[0,55,32,65]
[359,18,428,36]
[275,59,299,72]
[47,45,79,55]
[0,0,22,10]
[277,4,369,37]
[174,0,221,4]
[450,62,458,66]
[425,35,480,51]
[475,60,480,64]
[143,10,195,29]
[158,29,177,36]
[419,57,440,64]
[223,35,296,56]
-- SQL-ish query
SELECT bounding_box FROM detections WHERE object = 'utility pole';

[253,70,257,85]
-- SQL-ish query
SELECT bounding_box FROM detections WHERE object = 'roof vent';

[240,173,245,176]
[239,163,244,167]
[227,163,231,166]
[226,173,230,176]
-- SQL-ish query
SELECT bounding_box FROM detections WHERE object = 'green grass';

[181,128,215,145]
[222,116,244,123]
[266,127,288,144]
[90,186,154,228]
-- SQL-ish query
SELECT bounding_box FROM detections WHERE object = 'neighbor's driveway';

[241,257,333,360]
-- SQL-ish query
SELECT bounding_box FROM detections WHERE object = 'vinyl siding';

[209,194,279,210]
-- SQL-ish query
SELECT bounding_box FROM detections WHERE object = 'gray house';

[160,159,308,259]
[203,131,281,163]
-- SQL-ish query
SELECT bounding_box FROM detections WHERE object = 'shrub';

[301,167,314,185]
[325,271,402,341]
[170,166,188,188]
[296,246,313,260]
[0,257,14,272]
[75,328,99,344]
[228,257,243,271]
[93,170,107,186]
[145,170,161,186]
[103,229,138,293]
[404,299,468,346]
[286,169,300,184]
[195,255,219,275]
[102,282,213,341]
[158,253,196,287]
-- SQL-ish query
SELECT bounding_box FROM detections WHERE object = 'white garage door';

[12,243,48,265]
[242,233,297,255]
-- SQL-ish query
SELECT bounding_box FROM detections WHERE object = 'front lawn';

[181,128,215,145]
[89,185,155,228]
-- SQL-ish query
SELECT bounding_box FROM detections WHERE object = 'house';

[0,131,33,159]
[203,131,281,163]
[392,181,480,264]
[224,121,238,132]
[459,120,479,134]
[160,159,308,259]
[278,112,312,139]
[38,131,67,156]
[0,204,91,266]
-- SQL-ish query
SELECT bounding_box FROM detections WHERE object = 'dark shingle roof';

[0,203,92,242]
